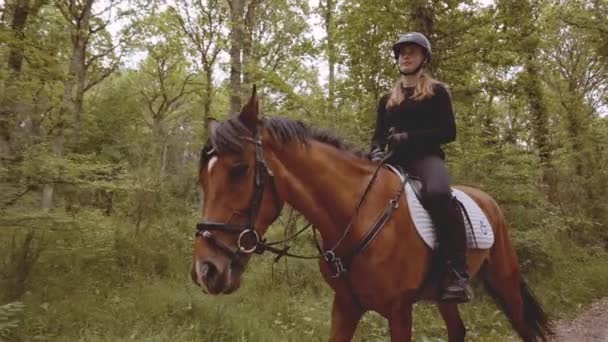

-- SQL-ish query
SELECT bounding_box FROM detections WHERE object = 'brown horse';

[191,88,552,342]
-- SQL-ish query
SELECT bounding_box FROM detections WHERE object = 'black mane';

[200,117,367,169]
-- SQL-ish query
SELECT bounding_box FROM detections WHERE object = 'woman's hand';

[369,148,386,163]
[387,131,409,150]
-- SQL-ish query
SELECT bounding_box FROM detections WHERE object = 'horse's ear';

[207,117,219,136]
[238,84,259,133]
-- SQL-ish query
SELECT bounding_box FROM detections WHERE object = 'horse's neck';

[274,141,373,245]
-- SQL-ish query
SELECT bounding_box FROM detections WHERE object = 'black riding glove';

[387,132,409,150]
[369,148,386,163]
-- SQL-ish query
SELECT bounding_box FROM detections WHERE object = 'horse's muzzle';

[192,258,241,295]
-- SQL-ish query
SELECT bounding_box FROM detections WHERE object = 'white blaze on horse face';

[207,156,218,173]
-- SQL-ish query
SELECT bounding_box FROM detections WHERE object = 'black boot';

[435,197,473,303]
[441,257,473,303]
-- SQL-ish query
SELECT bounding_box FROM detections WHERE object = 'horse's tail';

[519,280,552,340]
[478,188,553,341]
[483,277,552,341]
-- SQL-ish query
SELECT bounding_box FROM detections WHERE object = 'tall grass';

[1,208,607,341]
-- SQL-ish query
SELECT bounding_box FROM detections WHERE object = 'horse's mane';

[200,117,368,169]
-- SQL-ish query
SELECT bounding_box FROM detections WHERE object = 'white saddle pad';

[386,165,495,250]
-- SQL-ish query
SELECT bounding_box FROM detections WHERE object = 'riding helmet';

[392,32,432,61]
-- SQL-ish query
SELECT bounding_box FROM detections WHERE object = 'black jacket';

[371,83,456,165]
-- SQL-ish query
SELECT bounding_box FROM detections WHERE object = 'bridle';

[196,127,321,266]
[195,129,285,266]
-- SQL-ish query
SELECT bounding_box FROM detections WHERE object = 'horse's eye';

[229,163,249,179]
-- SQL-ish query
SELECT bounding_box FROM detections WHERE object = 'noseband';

[195,132,282,266]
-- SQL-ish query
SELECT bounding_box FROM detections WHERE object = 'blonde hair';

[386,71,443,108]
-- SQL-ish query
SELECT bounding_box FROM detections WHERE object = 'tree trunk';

[74,58,87,145]
[410,0,434,41]
[324,0,335,109]
[242,0,257,98]
[7,0,31,74]
[3,230,42,302]
[524,56,555,194]
[481,95,499,146]
[0,108,12,161]
[515,0,555,198]
[173,0,223,134]
[562,84,593,178]
[1,0,37,160]
[41,134,63,211]
[159,142,168,184]
[409,0,435,73]
[203,65,213,132]
[228,0,244,116]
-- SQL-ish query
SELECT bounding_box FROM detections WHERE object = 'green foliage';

[1,0,607,340]
[4,214,606,341]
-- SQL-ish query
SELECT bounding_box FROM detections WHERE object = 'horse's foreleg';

[388,301,413,341]
[329,294,364,342]
[437,302,466,342]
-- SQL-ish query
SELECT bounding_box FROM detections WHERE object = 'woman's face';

[397,44,426,74]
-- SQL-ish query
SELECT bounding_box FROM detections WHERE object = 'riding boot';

[431,196,473,303]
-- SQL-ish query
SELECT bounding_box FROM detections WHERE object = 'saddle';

[385,165,495,250]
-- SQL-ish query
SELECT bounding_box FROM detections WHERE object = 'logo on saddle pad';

[480,220,488,235]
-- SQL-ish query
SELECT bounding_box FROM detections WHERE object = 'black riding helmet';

[392,32,432,62]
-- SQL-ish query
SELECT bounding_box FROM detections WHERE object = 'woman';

[369,32,472,303]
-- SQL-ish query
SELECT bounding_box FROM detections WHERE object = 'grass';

[2,209,607,341]
[9,252,608,341]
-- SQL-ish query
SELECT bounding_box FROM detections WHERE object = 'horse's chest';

[318,238,429,308]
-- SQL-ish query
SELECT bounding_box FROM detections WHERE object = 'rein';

[321,151,395,271]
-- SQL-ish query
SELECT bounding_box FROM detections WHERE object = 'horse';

[191,87,552,342]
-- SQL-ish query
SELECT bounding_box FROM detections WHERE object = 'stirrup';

[440,269,473,303]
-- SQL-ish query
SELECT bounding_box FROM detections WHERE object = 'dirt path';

[549,298,608,342]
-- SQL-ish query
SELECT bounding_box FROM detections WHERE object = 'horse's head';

[192,86,285,294]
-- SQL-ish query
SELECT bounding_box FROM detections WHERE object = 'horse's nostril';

[200,261,218,282]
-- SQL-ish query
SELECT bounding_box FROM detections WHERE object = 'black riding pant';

[402,155,467,271]
[404,155,452,209]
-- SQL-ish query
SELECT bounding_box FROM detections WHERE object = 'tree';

[41,0,97,211]
[0,0,48,160]
[319,0,337,109]
[38,0,130,210]
[171,0,227,131]
[135,11,199,182]
[542,10,608,231]
[227,0,244,115]
[560,0,608,58]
